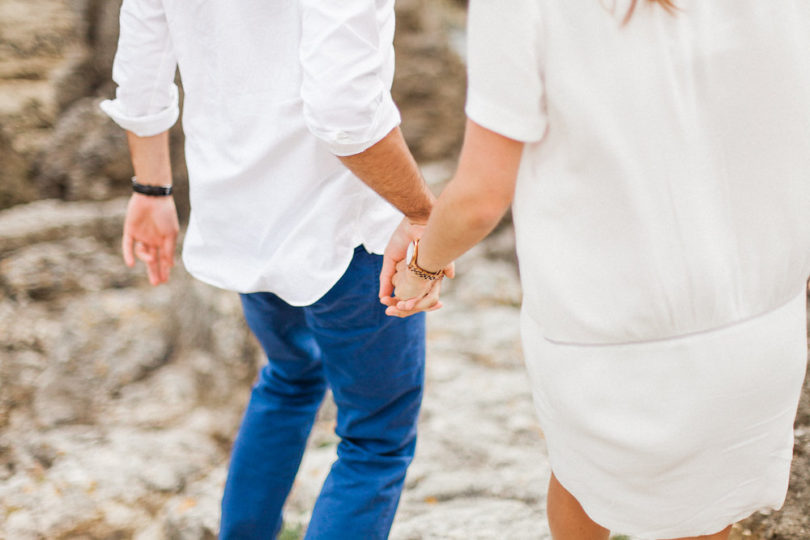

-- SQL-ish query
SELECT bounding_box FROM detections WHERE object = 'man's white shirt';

[101,0,402,304]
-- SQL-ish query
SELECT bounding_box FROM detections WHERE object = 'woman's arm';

[385,119,524,316]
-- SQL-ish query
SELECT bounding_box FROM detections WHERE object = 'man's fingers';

[134,241,153,262]
[134,242,163,285]
[444,262,456,279]
[162,234,176,267]
[379,217,415,299]
[379,254,396,299]
[160,235,176,282]
[146,247,162,285]
[122,232,135,267]
[384,300,443,318]
[130,238,170,286]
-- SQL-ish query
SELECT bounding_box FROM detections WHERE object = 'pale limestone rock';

[0,0,808,538]
[0,197,127,255]
[33,97,130,201]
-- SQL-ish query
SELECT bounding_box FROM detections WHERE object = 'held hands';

[378,218,454,318]
[122,193,179,285]
[385,258,445,317]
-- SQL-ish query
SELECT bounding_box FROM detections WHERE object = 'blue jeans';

[220,246,426,540]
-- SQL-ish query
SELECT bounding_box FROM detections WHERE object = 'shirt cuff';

[99,84,180,137]
[325,92,402,157]
[465,90,547,143]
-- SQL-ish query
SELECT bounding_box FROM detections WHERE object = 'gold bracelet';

[407,239,444,281]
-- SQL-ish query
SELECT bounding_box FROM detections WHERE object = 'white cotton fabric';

[101,0,402,304]
[467,0,810,536]
[521,293,806,539]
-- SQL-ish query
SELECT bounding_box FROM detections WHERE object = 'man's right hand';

[122,193,179,286]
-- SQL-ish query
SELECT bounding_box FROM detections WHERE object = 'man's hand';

[378,218,425,301]
[379,219,456,318]
[378,218,456,314]
[122,193,179,285]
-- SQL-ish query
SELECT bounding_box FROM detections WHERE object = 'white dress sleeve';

[465,0,547,143]
[99,0,179,137]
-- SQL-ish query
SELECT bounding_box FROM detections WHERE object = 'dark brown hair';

[625,0,678,23]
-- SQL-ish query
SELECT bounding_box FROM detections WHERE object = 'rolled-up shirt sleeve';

[299,0,401,157]
[99,0,179,137]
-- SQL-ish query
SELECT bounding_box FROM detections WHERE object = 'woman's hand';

[383,259,446,317]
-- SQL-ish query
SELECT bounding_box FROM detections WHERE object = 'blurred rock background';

[0,0,807,538]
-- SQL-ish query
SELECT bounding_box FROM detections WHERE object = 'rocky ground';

[0,198,259,538]
[292,227,553,540]
[3,198,806,539]
[0,189,548,540]
[0,0,808,539]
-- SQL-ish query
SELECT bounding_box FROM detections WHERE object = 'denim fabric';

[220,246,426,539]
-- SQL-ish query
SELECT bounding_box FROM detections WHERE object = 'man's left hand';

[379,218,425,301]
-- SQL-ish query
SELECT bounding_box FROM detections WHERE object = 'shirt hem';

[181,243,362,307]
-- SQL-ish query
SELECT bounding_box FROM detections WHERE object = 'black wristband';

[132,177,173,197]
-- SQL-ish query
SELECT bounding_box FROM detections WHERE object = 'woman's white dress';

[465,1,810,537]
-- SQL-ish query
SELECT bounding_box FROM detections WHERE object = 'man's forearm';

[339,127,434,224]
[407,120,523,273]
[126,130,172,186]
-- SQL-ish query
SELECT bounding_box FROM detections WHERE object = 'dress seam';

[534,290,805,349]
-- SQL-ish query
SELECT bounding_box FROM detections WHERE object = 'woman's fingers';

[385,305,417,318]
[385,299,442,318]
[393,264,435,301]
[426,301,443,312]
[397,280,441,312]
[386,258,452,316]
[396,297,418,311]
[415,282,442,311]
